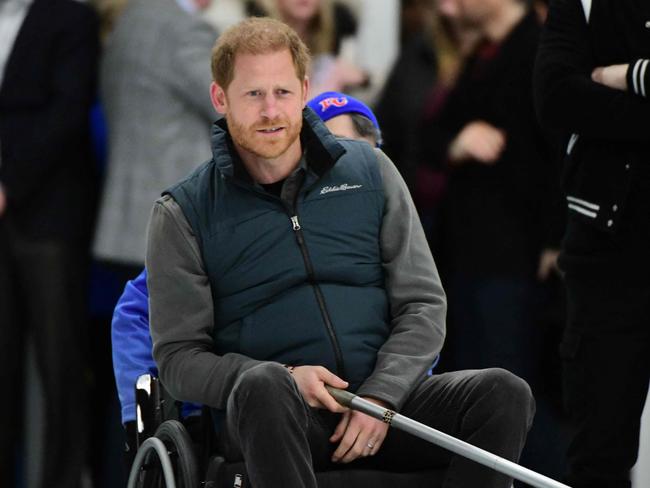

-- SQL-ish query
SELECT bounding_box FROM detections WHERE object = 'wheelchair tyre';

[127,437,177,488]
[155,420,199,488]
[137,420,199,488]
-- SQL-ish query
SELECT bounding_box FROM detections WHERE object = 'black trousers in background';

[218,363,535,488]
[561,273,650,488]
[0,222,87,488]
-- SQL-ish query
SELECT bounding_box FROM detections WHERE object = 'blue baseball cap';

[307,91,380,132]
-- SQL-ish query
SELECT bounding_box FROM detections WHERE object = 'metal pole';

[326,386,571,488]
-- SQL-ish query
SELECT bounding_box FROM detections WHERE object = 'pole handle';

[325,386,356,408]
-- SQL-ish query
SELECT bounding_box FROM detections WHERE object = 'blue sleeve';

[111,268,157,424]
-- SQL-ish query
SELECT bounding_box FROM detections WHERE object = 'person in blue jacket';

[111,90,384,455]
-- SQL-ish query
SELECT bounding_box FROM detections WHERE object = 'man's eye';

[276,89,290,96]
[249,91,262,97]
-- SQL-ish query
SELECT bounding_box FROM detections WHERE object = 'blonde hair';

[255,0,336,56]
[91,0,129,42]
[428,12,481,86]
[211,17,311,90]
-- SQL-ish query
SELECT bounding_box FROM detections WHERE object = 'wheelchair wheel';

[127,437,177,488]
[154,420,199,488]
[132,420,199,488]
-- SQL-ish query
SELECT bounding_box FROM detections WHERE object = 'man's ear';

[302,77,310,106]
[210,82,227,114]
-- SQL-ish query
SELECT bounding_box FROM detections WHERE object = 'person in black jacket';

[534,1,650,487]
[420,0,566,478]
[422,0,561,385]
[0,1,99,486]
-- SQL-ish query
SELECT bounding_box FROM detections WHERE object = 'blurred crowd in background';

[0,0,619,487]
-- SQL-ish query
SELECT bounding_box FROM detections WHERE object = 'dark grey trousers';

[0,223,87,488]
[218,363,535,488]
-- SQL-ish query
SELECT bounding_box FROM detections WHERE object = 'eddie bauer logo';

[320,183,363,195]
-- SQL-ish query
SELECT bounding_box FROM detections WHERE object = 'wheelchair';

[127,374,446,488]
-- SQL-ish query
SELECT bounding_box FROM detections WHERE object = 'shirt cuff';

[627,59,650,97]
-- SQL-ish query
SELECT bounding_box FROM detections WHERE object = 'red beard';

[228,115,302,160]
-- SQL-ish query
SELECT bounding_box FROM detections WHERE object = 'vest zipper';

[289,213,346,379]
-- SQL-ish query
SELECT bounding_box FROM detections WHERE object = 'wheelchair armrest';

[135,373,163,447]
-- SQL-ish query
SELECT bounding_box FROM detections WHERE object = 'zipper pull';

[290,215,301,231]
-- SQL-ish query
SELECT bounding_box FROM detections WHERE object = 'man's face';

[277,0,321,23]
[211,49,308,161]
[325,114,376,147]
[436,0,498,25]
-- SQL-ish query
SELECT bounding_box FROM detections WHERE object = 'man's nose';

[260,93,280,119]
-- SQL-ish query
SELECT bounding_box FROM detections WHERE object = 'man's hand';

[330,397,390,463]
[291,365,349,413]
[0,184,6,217]
[448,121,506,165]
[537,248,560,281]
[591,64,628,91]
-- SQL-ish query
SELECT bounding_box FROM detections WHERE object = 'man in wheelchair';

[112,88,385,465]
[142,17,535,488]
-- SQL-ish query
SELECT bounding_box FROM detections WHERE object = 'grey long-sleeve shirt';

[146,149,446,411]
